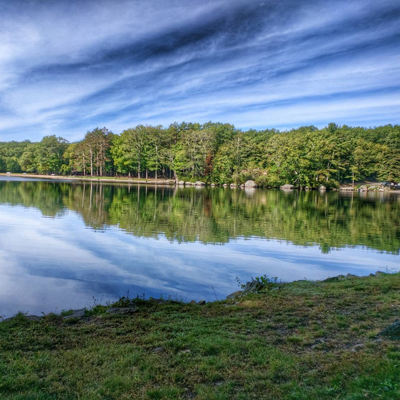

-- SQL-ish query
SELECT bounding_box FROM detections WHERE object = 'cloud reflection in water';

[0,204,398,318]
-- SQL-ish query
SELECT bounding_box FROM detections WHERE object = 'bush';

[255,173,282,188]
[326,179,340,189]
[232,172,241,185]
[255,175,269,187]
[239,172,255,182]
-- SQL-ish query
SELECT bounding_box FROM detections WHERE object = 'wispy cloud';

[0,0,399,141]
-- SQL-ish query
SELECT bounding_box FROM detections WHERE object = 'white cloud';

[0,0,399,140]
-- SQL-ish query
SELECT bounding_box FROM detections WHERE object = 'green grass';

[1,273,399,399]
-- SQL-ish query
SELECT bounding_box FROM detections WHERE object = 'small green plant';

[43,312,60,322]
[64,317,80,325]
[61,310,74,317]
[85,305,108,316]
[254,274,278,286]
[237,275,279,291]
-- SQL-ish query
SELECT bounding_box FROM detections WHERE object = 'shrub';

[255,175,269,187]
[255,173,282,188]
[232,172,241,185]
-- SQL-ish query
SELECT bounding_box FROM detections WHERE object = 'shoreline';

[1,272,399,398]
[1,173,400,193]
[1,270,396,322]
[0,173,176,185]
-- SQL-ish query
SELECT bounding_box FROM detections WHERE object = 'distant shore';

[1,173,400,193]
[0,173,176,185]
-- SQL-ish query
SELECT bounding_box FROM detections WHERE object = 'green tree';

[175,129,215,180]
[34,136,69,174]
[380,130,400,182]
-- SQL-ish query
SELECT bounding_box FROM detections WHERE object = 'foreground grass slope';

[1,273,399,399]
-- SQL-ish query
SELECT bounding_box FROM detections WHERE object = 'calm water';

[0,177,399,317]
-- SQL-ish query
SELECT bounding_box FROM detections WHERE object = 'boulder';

[210,183,216,187]
[2,314,42,323]
[198,300,206,305]
[63,308,86,320]
[25,315,42,321]
[230,183,237,188]
[322,276,338,282]
[280,184,294,190]
[322,274,346,282]
[243,280,264,293]
[244,180,257,188]
[195,181,205,186]
[222,184,228,188]
[226,290,243,300]
[185,182,193,186]
[319,185,327,191]
[178,181,185,185]
[106,307,137,315]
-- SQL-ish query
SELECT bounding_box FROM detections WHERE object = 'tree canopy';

[0,123,399,186]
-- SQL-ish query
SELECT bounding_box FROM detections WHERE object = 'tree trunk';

[90,148,93,177]
[155,145,158,181]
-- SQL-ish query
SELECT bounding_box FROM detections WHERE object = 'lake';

[0,177,399,318]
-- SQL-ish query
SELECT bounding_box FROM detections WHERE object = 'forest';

[0,122,399,188]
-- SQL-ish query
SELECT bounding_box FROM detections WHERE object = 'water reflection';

[0,178,399,253]
[0,178,399,317]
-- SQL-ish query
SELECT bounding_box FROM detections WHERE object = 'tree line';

[0,122,399,187]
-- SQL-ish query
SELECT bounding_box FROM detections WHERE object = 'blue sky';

[0,0,399,142]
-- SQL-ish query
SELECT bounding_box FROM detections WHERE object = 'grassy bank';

[1,273,399,399]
